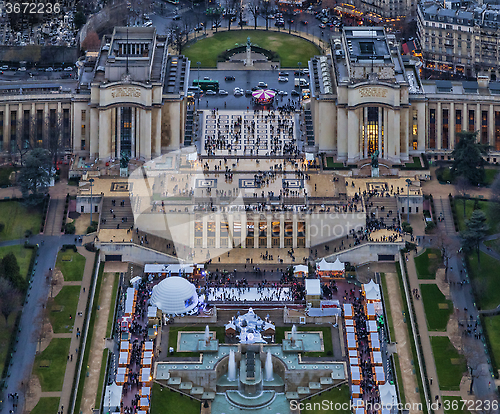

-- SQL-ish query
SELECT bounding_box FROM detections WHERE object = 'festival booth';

[139,397,150,411]
[351,384,362,398]
[116,373,127,386]
[347,332,357,349]
[349,357,359,366]
[351,366,362,385]
[363,280,381,302]
[143,341,154,352]
[343,303,353,319]
[369,332,381,351]
[349,349,358,358]
[120,316,132,332]
[144,263,203,279]
[365,302,378,320]
[252,89,275,105]
[293,265,309,278]
[124,288,137,317]
[140,367,152,386]
[346,325,355,334]
[142,356,153,368]
[119,351,130,367]
[345,319,355,327]
[316,258,345,279]
[305,279,321,308]
[379,383,397,413]
[367,320,378,333]
[140,387,151,398]
[374,366,386,384]
[372,350,383,366]
[120,341,131,352]
[102,382,123,413]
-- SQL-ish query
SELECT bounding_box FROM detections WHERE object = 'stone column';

[476,104,481,139]
[383,106,388,157]
[142,109,152,160]
[202,216,208,249]
[436,102,442,150]
[489,104,494,147]
[154,108,161,157]
[363,106,368,159]
[292,217,298,249]
[305,214,311,248]
[215,213,220,249]
[337,107,348,160]
[378,107,382,156]
[3,104,9,151]
[280,214,284,249]
[99,109,111,159]
[43,102,48,148]
[241,214,247,248]
[267,217,272,249]
[449,102,455,150]
[347,109,359,163]
[57,101,62,147]
[116,107,121,158]
[31,103,35,147]
[90,108,99,159]
[131,107,136,158]
[401,107,409,160]
[254,217,259,249]
[463,102,467,133]
[417,102,426,151]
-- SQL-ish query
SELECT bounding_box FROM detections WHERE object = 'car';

[18,67,26,71]
[61,72,72,79]
[291,90,300,96]
[203,76,210,80]
[219,89,228,95]
[275,20,284,27]
[194,25,203,31]
[319,23,326,29]
[64,67,73,71]
[245,90,253,96]
[301,20,308,25]
[294,70,304,76]
[144,21,153,27]
[251,86,259,91]
[212,22,221,28]
[279,72,289,76]
[173,14,181,20]
[0,65,8,70]
[46,67,54,72]
[206,90,217,95]
[278,90,288,96]
[257,81,267,87]
[278,77,288,82]
[225,75,235,81]
[234,87,243,92]
[234,90,244,96]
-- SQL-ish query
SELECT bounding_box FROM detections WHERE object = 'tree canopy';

[18,148,52,205]
[460,209,489,265]
[451,131,488,186]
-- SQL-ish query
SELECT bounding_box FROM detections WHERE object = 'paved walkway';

[384,272,423,413]
[80,271,117,413]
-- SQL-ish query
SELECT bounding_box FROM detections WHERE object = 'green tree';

[0,278,20,325]
[74,11,87,30]
[451,131,488,186]
[460,210,489,266]
[0,252,24,291]
[18,148,52,205]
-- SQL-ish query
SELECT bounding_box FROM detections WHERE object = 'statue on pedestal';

[371,150,379,177]
[120,151,130,177]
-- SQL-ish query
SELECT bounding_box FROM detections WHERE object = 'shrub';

[64,222,76,234]
[86,221,98,234]
[0,223,4,233]
[425,221,436,232]
[402,222,413,234]
[24,229,32,238]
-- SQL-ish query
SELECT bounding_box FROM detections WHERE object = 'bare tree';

[248,0,260,29]
[168,24,185,54]
[461,334,487,395]
[455,176,471,218]
[260,0,272,30]
[436,230,452,282]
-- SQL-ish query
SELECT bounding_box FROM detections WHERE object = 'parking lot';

[193,69,305,110]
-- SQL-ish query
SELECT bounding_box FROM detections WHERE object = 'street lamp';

[298,61,302,72]
[406,178,411,223]
[197,61,201,108]
[89,178,95,226]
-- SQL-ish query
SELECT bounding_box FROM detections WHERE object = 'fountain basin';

[226,390,276,409]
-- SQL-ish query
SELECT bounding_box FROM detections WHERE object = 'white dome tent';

[150,276,199,316]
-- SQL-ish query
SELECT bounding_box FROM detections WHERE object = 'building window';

[455,109,462,143]
[81,139,86,150]
[429,109,436,148]
[36,110,43,146]
[246,222,254,248]
[412,109,418,150]
[63,109,70,148]
[469,109,475,131]
[0,112,3,150]
[481,111,488,144]
[442,109,449,149]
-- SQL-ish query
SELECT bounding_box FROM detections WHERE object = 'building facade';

[417,1,500,79]
[310,26,500,163]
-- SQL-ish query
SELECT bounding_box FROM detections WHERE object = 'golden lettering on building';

[359,87,388,98]
[111,87,141,99]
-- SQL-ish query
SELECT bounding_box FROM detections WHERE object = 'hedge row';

[217,45,280,63]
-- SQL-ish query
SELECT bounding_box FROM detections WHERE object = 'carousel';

[252,89,276,105]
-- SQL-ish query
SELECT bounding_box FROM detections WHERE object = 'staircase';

[44,197,65,235]
[304,109,314,147]
[100,197,134,229]
[184,109,195,146]
[366,195,399,226]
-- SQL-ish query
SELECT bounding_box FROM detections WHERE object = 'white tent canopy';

[144,263,200,275]
[150,276,198,315]
[379,382,396,406]
[103,382,123,412]
[316,258,344,272]
[293,265,309,274]
[364,280,381,301]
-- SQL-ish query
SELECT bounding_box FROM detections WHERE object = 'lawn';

[55,250,86,281]
[33,338,71,392]
[414,248,442,279]
[442,396,468,414]
[151,383,200,414]
[325,157,344,169]
[0,201,42,240]
[168,325,225,355]
[302,385,351,414]
[106,273,120,338]
[95,349,109,409]
[380,273,394,342]
[404,157,422,168]
[274,326,333,357]
[484,168,499,185]
[467,251,500,310]
[420,284,453,331]
[183,30,320,68]
[0,167,15,187]
[0,244,34,281]
[430,336,466,391]
[481,314,500,375]
[484,238,500,255]
[0,311,20,377]
[30,397,60,414]
[454,199,493,234]
[47,285,81,333]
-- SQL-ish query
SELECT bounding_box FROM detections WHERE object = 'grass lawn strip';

[34,338,71,392]
[454,199,493,234]
[0,201,42,240]
[380,273,395,342]
[30,397,60,414]
[151,383,200,414]
[420,284,453,331]
[106,273,120,338]
[430,336,466,391]
[55,250,86,281]
[95,349,109,409]
[48,285,80,333]
[414,248,442,279]
[184,30,319,68]
[392,354,406,405]
[302,385,351,414]
[480,314,500,376]
[442,396,468,414]
[467,251,500,310]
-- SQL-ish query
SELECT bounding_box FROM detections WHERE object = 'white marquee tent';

[150,276,198,315]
